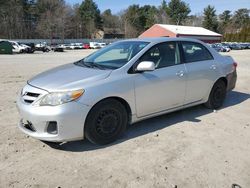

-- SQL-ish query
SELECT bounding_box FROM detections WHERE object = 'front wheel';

[85,99,128,145]
[204,80,227,109]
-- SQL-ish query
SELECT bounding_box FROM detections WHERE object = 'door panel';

[181,42,219,104]
[135,64,186,117]
[134,42,187,117]
[184,60,218,104]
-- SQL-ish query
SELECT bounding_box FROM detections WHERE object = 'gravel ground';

[0,49,249,188]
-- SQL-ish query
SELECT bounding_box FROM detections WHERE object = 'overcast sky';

[66,0,250,14]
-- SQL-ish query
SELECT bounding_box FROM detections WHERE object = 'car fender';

[77,74,136,117]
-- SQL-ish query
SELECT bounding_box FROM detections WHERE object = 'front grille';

[22,91,40,104]
[21,84,48,105]
[24,99,33,104]
[26,92,40,98]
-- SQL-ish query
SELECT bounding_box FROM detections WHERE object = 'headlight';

[37,89,84,106]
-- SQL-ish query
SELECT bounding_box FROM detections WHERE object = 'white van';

[89,42,100,49]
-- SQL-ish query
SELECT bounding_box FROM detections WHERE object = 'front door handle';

[176,71,184,77]
[210,65,217,70]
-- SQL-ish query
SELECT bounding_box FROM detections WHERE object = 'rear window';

[182,42,213,63]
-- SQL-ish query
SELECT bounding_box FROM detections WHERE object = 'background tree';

[123,5,142,38]
[202,5,218,32]
[123,5,158,38]
[0,1,249,41]
[36,0,69,42]
[78,0,102,38]
[167,0,191,25]
[232,9,250,29]
[219,10,231,25]
[185,13,203,27]
[0,0,25,39]
[101,9,120,29]
[140,5,158,30]
[156,0,170,24]
[218,10,231,33]
[21,0,37,39]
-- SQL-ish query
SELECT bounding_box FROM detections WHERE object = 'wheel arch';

[204,76,228,109]
[85,96,132,126]
[204,76,228,102]
[83,96,132,143]
[216,77,228,87]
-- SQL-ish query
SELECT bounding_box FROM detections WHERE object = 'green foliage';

[140,5,158,29]
[161,0,168,10]
[78,0,102,37]
[0,0,249,41]
[223,27,250,42]
[203,5,218,32]
[219,10,231,24]
[218,10,231,33]
[232,8,250,28]
[101,9,120,29]
[124,4,158,37]
[167,0,191,25]
[35,0,68,39]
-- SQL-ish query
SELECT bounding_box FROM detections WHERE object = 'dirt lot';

[0,49,250,188]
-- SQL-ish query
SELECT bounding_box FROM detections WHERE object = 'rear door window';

[181,42,213,63]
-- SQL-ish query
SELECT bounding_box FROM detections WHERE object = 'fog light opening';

[47,121,58,135]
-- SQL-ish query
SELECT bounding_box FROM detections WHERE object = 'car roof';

[123,37,202,44]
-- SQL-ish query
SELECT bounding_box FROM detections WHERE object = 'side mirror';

[136,61,155,72]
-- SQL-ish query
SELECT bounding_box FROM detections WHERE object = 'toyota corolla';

[17,38,237,145]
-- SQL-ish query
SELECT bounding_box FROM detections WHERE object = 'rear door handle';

[176,71,184,77]
[210,65,217,70]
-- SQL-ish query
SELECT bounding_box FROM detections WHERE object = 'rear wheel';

[205,80,227,109]
[85,99,128,145]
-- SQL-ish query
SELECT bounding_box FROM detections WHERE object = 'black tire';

[205,80,227,109]
[85,99,128,145]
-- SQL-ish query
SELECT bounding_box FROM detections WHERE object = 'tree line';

[0,0,249,42]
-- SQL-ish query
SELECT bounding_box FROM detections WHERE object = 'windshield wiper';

[75,60,108,70]
[74,60,90,68]
[91,62,107,70]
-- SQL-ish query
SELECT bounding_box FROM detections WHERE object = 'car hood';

[28,63,112,91]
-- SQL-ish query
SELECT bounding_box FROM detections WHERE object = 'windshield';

[76,41,149,69]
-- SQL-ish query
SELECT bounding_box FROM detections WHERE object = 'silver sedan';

[17,38,237,145]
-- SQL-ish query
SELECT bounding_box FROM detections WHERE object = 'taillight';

[233,62,238,69]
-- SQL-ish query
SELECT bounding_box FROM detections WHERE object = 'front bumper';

[17,88,91,142]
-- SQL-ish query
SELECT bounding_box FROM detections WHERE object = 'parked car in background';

[66,43,75,50]
[240,43,250,49]
[89,42,100,49]
[51,44,64,52]
[19,43,33,53]
[17,38,237,145]
[230,43,243,50]
[99,43,106,48]
[217,43,230,52]
[57,44,67,49]
[23,43,35,53]
[10,41,27,53]
[63,44,72,50]
[83,43,90,49]
[75,43,83,49]
[35,42,50,52]
[221,43,231,52]
[210,44,223,52]
[67,43,79,50]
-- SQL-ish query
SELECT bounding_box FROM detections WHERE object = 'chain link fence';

[13,38,124,45]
